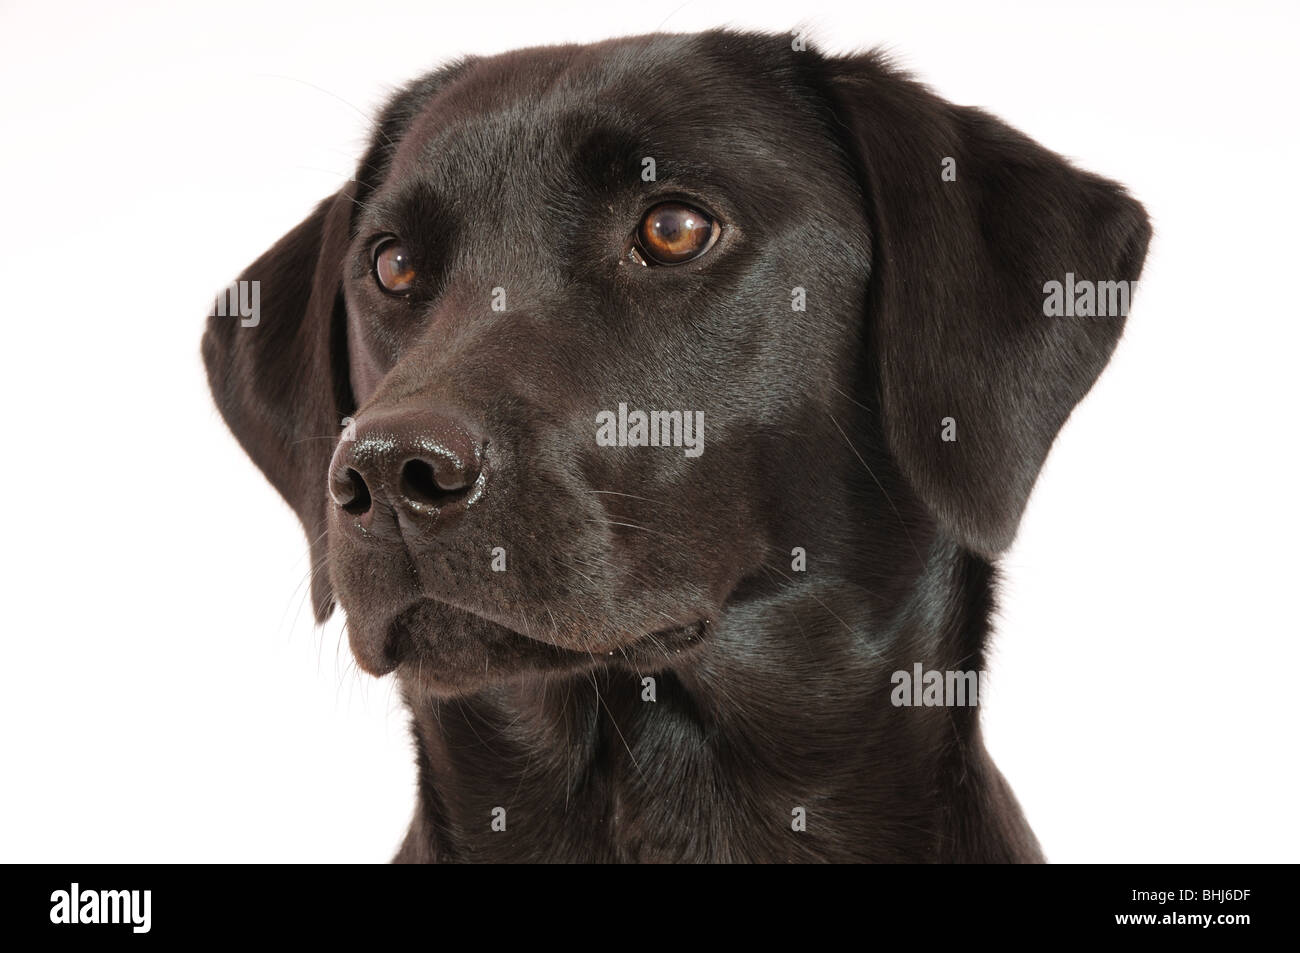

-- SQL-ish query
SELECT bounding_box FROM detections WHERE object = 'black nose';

[328,403,485,531]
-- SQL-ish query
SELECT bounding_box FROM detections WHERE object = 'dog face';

[204,31,1148,696]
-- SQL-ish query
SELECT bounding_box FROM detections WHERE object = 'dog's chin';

[345,598,709,697]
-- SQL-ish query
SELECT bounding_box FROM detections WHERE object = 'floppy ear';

[827,53,1151,557]
[202,183,358,621]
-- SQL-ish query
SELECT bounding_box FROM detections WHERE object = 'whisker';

[827,411,923,564]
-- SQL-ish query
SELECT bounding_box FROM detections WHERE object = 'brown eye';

[374,239,415,294]
[635,202,718,265]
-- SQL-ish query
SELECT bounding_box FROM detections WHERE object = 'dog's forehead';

[381,34,826,196]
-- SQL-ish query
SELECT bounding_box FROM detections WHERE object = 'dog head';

[203,31,1148,695]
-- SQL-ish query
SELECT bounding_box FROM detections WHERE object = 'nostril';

[339,468,372,515]
[333,408,484,528]
[399,458,459,506]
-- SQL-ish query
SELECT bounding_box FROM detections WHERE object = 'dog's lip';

[588,618,711,660]
[381,595,711,669]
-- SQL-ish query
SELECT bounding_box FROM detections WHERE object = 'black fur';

[203,30,1149,862]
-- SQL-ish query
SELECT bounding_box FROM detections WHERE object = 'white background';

[1,0,1296,863]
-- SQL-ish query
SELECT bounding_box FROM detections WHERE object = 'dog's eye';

[374,239,416,294]
[634,203,718,265]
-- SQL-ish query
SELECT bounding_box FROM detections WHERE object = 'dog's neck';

[392,540,1042,863]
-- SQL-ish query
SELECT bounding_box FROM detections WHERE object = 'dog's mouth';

[354,597,711,695]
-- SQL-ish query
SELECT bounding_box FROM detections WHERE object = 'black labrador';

[203,30,1149,862]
